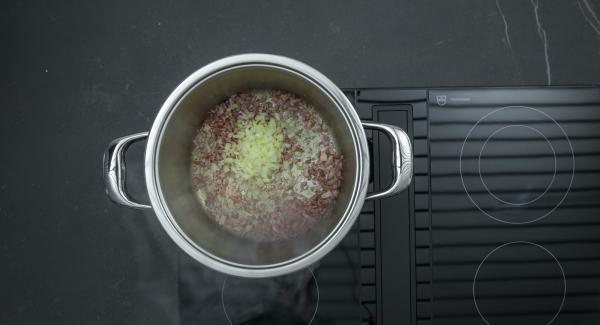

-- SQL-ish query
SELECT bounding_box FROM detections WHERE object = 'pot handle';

[103,132,152,209]
[362,122,413,200]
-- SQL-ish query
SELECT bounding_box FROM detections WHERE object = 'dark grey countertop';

[2,0,600,324]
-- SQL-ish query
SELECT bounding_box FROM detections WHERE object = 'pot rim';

[144,53,370,278]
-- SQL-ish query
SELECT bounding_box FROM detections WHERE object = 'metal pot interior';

[155,65,360,267]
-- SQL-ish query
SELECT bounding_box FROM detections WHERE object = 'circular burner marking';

[459,106,575,224]
[221,268,319,325]
[472,241,566,325]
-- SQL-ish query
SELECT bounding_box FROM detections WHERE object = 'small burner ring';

[221,268,319,325]
[478,124,557,206]
[472,241,566,325]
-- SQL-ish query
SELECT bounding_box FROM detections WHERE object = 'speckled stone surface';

[2,0,599,324]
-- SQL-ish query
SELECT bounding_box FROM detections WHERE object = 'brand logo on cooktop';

[435,95,447,106]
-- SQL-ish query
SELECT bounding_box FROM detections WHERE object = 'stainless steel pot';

[103,54,412,278]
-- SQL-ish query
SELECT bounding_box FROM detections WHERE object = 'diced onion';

[225,116,284,184]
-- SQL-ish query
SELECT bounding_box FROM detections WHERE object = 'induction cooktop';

[178,86,600,325]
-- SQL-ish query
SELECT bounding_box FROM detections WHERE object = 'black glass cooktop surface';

[177,87,600,325]
[423,87,600,325]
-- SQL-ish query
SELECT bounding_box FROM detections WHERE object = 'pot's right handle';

[103,132,152,209]
[362,122,413,200]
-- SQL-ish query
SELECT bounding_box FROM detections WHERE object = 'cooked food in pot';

[190,89,343,242]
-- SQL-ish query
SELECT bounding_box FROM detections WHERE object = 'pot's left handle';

[103,132,152,209]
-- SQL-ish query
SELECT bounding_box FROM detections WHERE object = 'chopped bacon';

[190,89,344,242]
